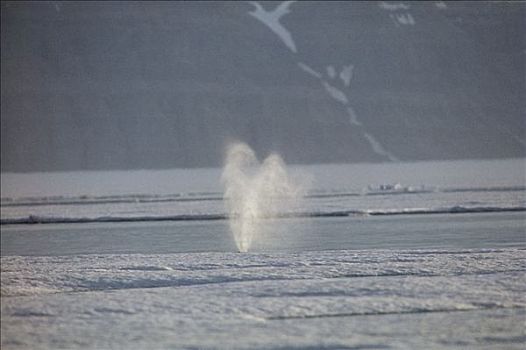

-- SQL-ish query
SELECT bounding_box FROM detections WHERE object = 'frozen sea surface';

[1,160,525,349]
[2,213,526,349]
[1,248,525,349]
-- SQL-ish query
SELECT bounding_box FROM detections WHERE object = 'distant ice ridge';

[2,162,524,226]
[2,183,525,225]
[2,206,525,225]
[221,142,304,252]
[1,185,524,207]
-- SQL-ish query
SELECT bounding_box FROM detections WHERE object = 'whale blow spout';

[221,142,302,252]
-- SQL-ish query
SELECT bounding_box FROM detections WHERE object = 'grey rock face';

[1,1,524,172]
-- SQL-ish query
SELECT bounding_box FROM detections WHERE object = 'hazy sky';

[1,1,524,172]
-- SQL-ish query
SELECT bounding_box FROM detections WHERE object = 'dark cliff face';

[1,1,524,172]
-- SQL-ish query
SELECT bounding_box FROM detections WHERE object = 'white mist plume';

[221,142,303,252]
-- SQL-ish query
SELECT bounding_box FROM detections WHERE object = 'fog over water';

[1,1,525,172]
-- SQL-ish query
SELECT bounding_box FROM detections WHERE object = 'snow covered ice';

[2,249,525,349]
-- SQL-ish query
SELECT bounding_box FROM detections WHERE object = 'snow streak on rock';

[339,64,354,87]
[248,1,399,162]
[248,1,298,53]
[363,132,399,162]
[378,2,410,11]
[322,82,349,105]
[297,62,322,79]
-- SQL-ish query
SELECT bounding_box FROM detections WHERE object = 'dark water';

[2,212,525,256]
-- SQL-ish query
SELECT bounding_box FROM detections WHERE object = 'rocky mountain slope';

[1,1,524,171]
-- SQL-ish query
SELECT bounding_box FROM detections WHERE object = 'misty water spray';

[221,142,303,252]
